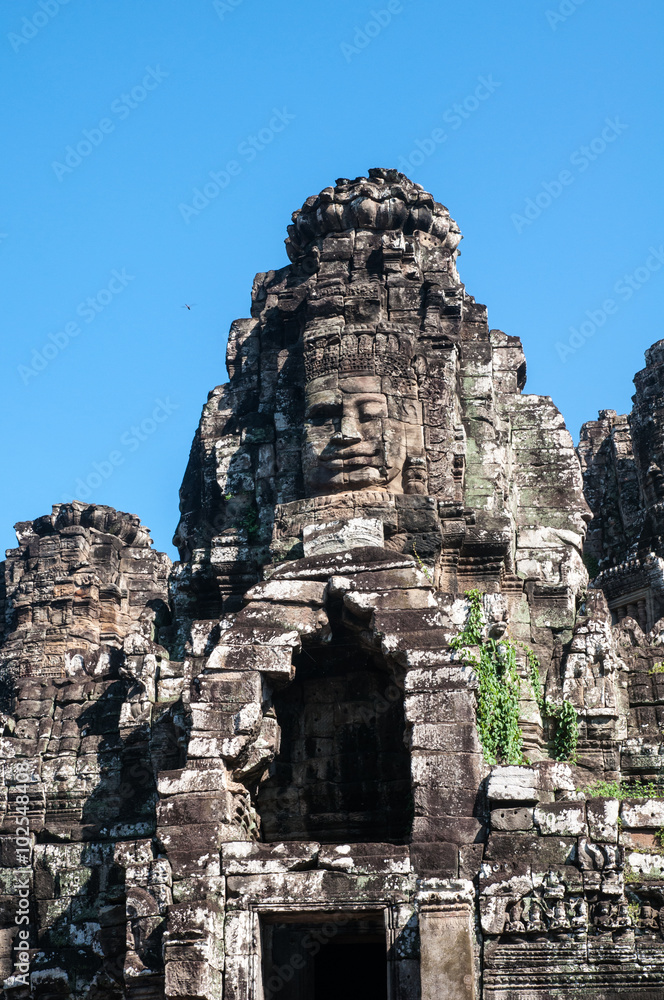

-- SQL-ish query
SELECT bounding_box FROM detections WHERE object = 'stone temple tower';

[579,341,664,630]
[2,171,664,999]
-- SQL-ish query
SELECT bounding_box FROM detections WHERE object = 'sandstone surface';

[2,171,664,998]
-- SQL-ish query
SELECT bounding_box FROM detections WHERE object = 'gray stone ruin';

[2,169,664,998]
[579,340,664,632]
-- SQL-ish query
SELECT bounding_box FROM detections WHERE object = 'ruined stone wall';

[0,503,172,685]
[0,505,185,997]
[577,409,642,574]
[579,341,664,631]
[2,173,664,998]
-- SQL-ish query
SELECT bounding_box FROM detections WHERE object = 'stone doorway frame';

[241,902,403,1000]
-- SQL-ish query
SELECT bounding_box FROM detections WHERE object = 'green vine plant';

[451,589,524,765]
[520,640,577,762]
[579,779,664,800]
[411,541,433,584]
[626,863,663,882]
[451,589,578,766]
[523,643,544,710]
[242,505,260,540]
[552,700,579,763]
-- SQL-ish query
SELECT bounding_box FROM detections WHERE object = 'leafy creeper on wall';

[452,589,578,765]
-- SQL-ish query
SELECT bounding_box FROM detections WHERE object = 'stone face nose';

[335,414,362,444]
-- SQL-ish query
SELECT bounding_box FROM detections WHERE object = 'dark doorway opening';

[314,941,387,1000]
[262,914,388,1000]
[257,640,412,843]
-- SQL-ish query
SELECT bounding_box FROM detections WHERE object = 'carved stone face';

[302,374,416,495]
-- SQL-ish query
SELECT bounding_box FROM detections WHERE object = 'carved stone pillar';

[419,903,476,1000]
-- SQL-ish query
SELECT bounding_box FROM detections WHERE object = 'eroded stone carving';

[3,173,664,998]
[302,365,426,496]
[580,342,664,632]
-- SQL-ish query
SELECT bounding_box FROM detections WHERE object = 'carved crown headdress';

[303,325,416,382]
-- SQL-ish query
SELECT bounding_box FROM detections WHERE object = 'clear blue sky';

[2,0,663,560]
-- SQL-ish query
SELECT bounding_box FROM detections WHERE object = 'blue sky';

[1,0,663,560]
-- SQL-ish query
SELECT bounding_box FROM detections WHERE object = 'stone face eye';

[357,401,385,420]
[305,403,341,425]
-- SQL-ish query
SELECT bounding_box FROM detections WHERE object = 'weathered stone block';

[621,799,664,829]
[411,723,481,753]
[354,567,431,591]
[412,816,484,845]
[164,960,223,998]
[303,517,385,555]
[171,875,226,904]
[405,690,476,725]
[157,826,222,879]
[156,793,231,828]
[409,842,458,878]
[221,841,318,874]
[244,579,327,604]
[534,801,587,837]
[412,752,485,795]
[414,785,478,820]
[317,843,411,874]
[205,643,294,680]
[157,767,228,797]
[490,807,534,832]
[587,798,619,842]
[484,833,576,868]
[419,905,476,999]
[192,671,262,704]
[486,766,539,804]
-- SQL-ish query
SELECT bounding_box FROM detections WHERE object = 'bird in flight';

[182,303,196,310]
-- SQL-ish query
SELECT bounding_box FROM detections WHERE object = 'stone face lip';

[286,167,462,260]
